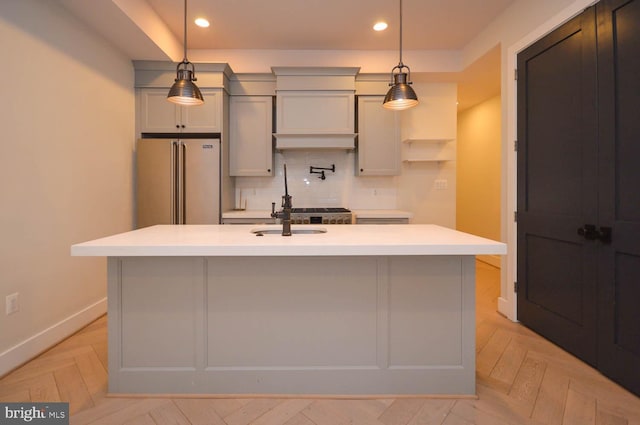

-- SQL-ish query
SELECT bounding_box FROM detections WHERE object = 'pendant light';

[383,0,418,110]
[167,0,204,106]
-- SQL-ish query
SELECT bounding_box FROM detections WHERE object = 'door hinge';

[514,68,518,81]
[514,140,518,152]
[514,281,518,292]
[514,211,518,222]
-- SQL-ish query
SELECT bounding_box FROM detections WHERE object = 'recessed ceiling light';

[194,17,210,28]
[373,21,388,31]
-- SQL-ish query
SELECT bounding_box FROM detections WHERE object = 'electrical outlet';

[6,293,19,315]
[434,179,448,190]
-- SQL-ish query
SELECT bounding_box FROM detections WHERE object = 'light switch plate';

[6,293,19,315]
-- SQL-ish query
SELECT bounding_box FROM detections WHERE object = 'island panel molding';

[206,256,379,369]
[107,255,476,395]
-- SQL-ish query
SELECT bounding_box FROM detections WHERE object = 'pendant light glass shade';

[383,0,418,110]
[167,0,204,106]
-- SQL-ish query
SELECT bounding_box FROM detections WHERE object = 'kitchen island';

[71,224,506,396]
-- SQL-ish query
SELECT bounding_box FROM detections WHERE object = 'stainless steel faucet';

[271,164,292,236]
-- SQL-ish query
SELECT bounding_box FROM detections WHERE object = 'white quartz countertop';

[71,224,506,257]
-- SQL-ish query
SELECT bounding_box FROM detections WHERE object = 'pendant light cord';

[182,0,188,62]
[398,0,403,67]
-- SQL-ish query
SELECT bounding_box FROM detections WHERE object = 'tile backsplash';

[234,150,398,210]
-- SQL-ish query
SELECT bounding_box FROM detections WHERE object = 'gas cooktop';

[289,207,352,224]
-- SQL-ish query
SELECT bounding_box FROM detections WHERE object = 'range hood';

[273,134,357,150]
[272,67,359,150]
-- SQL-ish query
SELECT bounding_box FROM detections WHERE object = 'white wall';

[0,0,135,375]
[397,83,457,227]
[462,0,577,68]
[457,95,501,266]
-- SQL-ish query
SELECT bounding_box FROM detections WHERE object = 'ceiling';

[58,0,510,109]
[144,0,516,51]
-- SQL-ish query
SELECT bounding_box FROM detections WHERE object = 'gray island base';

[72,224,506,396]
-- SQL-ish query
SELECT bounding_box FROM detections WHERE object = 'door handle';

[577,224,612,243]
[578,224,599,240]
[598,226,612,244]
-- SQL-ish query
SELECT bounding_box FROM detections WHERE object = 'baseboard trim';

[498,296,516,322]
[0,297,107,377]
[107,392,479,400]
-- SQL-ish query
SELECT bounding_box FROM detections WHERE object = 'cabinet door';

[181,88,222,133]
[138,88,222,134]
[230,96,273,176]
[138,89,181,133]
[356,96,400,176]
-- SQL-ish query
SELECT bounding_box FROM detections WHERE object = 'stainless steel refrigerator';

[136,134,221,228]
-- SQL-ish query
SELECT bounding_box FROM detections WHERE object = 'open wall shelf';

[401,139,455,162]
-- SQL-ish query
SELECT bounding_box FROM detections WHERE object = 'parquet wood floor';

[1,261,639,424]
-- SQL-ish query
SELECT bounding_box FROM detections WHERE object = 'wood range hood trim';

[272,67,360,150]
[273,133,357,150]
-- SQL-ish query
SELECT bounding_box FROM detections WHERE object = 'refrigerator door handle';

[180,141,187,224]
[171,141,178,224]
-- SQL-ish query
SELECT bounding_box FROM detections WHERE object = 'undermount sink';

[251,228,327,235]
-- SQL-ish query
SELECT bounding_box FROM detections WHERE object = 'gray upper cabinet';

[137,88,222,133]
[356,95,400,176]
[229,96,273,176]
